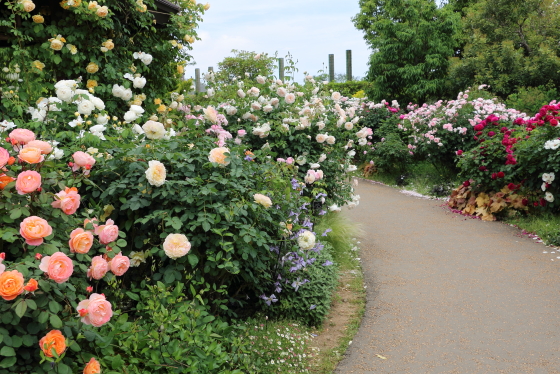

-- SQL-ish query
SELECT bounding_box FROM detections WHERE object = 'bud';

[86,286,93,293]
[24,279,38,293]
[35,253,42,260]
[7,157,15,165]
[0,253,5,260]
[78,309,88,317]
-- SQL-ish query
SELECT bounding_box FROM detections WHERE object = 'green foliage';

[354,0,460,104]
[89,282,251,373]
[267,246,338,327]
[216,50,277,83]
[324,81,373,98]
[506,85,558,116]
[314,212,363,268]
[448,0,560,97]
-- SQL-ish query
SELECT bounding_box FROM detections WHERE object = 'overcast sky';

[184,0,371,82]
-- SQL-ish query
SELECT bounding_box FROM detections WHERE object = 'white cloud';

[185,0,371,82]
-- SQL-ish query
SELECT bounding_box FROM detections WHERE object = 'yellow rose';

[156,104,167,113]
[101,39,114,50]
[66,44,78,55]
[154,98,162,105]
[86,79,98,88]
[203,2,210,10]
[88,1,98,10]
[177,65,184,74]
[184,35,194,44]
[86,62,99,74]
[32,15,44,23]
[50,39,64,51]
[32,60,45,71]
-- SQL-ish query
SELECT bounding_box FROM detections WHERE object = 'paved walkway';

[336,180,560,374]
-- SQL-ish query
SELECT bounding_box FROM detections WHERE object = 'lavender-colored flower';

[291,178,299,190]
[260,294,278,306]
[322,260,333,266]
[318,210,327,215]
[310,305,316,310]
[321,228,332,236]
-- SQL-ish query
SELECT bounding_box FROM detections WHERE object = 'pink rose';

[109,252,130,276]
[39,252,73,283]
[68,228,94,254]
[15,170,41,195]
[20,216,52,246]
[9,129,35,145]
[76,293,113,327]
[51,187,81,215]
[72,151,96,171]
[95,219,119,245]
[237,129,246,137]
[87,256,109,280]
[286,157,294,165]
[0,147,9,168]
[24,140,52,154]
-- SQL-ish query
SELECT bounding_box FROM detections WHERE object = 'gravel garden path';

[335,179,560,374]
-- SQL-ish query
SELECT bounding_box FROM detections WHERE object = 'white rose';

[97,114,109,125]
[140,54,153,65]
[90,97,105,110]
[145,160,166,186]
[318,154,327,162]
[121,88,133,101]
[285,93,296,104]
[326,136,336,145]
[133,77,146,89]
[297,230,316,250]
[77,100,95,115]
[56,86,74,102]
[163,234,191,259]
[123,110,138,123]
[237,89,246,98]
[132,124,145,134]
[316,134,327,143]
[142,120,165,139]
[130,105,145,115]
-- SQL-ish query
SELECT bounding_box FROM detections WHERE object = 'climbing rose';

[77,293,113,327]
[20,216,52,246]
[51,187,81,214]
[39,252,74,283]
[0,270,24,301]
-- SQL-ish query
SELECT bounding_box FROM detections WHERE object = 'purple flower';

[260,294,278,306]
[291,178,300,190]
[321,228,332,237]
[318,210,327,215]
[322,260,333,266]
[310,305,316,310]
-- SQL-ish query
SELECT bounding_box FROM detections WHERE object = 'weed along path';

[335,179,560,373]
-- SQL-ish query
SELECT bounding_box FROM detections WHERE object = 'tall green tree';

[353,0,460,104]
[448,0,560,97]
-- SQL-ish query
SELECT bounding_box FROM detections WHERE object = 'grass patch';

[314,212,364,268]
[363,161,461,197]
[504,212,560,247]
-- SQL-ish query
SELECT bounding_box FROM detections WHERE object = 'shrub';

[506,85,558,117]
[324,81,373,98]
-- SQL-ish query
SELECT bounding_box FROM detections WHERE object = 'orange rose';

[24,278,38,293]
[0,270,24,301]
[18,147,44,164]
[83,357,101,374]
[24,140,52,154]
[69,228,94,254]
[0,174,15,190]
[39,330,66,357]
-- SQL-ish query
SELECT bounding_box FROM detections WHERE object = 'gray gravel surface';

[335,180,560,374]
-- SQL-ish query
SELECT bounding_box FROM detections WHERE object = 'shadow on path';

[335,180,560,374]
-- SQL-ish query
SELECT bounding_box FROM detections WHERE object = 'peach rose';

[23,278,38,293]
[39,252,73,283]
[208,147,230,166]
[39,330,66,357]
[163,233,191,259]
[87,256,108,280]
[20,215,52,246]
[83,357,101,374]
[0,270,24,301]
[18,147,44,164]
[96,6,108,17]
[24,140,52,154]
[0,147,9,168]
[9,128,35,145]
[95,219,119,245]
[0,174,15,190]
[15,170,41,195]
[69,228,94,254]
[51,187,81,215]
[72,151,96,171]
[109,252,130,276]
[77,293,113,327]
